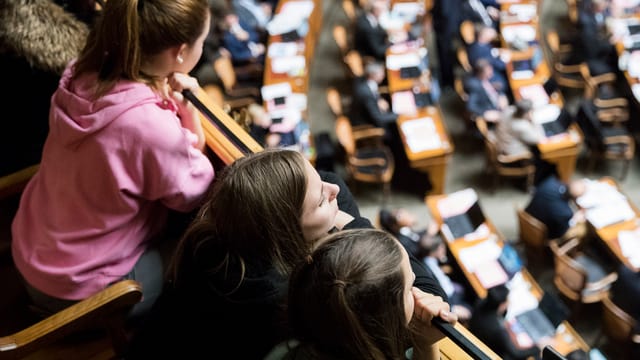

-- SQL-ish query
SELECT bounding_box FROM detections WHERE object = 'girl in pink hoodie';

[11,0,215,319]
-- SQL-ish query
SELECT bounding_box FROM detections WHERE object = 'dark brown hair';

[288,229,410,359]
[170,149,309,293]
[73,0,209,97]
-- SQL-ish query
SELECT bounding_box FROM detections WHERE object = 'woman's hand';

[168,73,206,151]
[410,288,457,360]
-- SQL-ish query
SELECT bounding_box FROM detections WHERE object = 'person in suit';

[577,0,617,75]
[611,263,640,358]
[467,25,510,94]
[126,149,447,359]
[349,61,398,130]
[469,285,542,360]
[465,59,509,123]
[461,0,500,29]
[524,175,587,240]
[495,99,543,158]
[354,0,390,61]
[431,0,464,89]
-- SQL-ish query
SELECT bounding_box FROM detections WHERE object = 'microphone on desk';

[431,318,492,360]
[182,89,254,155]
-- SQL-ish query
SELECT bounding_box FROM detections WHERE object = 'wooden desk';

[438,322,501,360]
[425,190,590,355]
[396,108,454,195]
[500,3,582,182]
[583,177,640,272]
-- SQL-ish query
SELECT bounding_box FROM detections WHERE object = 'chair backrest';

[460,20,476,46]
[333,25,349,56]
[335,115,356,156]
[342,0,356,22]
[601,296,638,344]
[326,87,343,117]
[0,280,142,359]
[344,49,364,77]
[517,208,549,249]
[576,100,604,144]
[549,240,587,301]
[546,30,561,58]
[0,164,39,200]
[213,56,237,93]
[456,47,472,73]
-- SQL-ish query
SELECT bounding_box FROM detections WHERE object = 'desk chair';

[596,296,640,358]
[459,20,476,47]
[549,238,618,315]
[546,30,585,91]
[476,118,535,192]
[334,115,394,206]
[456,47,473,74]
[210,56,261,111]
[516,207,557,268]
[0,280,142,359]
[575,100,635,180]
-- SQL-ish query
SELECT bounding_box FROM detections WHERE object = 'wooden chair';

[342,0,357,23]
[546,30,585,91]
[516,207,553,267]
[476,118,535,192]
[579,63,621,100]
[575,100,635,180]
[334,115,394,205]
[0,165,39,200]
[596,296,640,358]
[0,280,142,359]
[459,20,476,46]
[549,238,618,309]
[326,87,345,118]
[211,56,261,110]
[456,46,473,73]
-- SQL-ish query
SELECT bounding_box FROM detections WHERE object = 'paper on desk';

[390,2,422,24]
[627,51,640,78]
[618,228,640,267]
[458,239,502,273]
[400,117,442,152]
[474,259,509,289]
[268,42,300,58]
[576,179,626,209]
[506,285,539,319]
[287,93,307,111]
[508,4,537,22]
[586,199,635,229]
[271,55,306,75]
[392,91,417,115]
[531,104,561,124]
[261,82,292,101]
[519,84,549,108]
[386,53,421,70]
[501,25,536,44]
[279,0,314,18]
[437,188,478,218]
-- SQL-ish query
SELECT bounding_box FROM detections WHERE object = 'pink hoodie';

[12,64,215,300]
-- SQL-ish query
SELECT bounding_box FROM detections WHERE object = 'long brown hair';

[288,229,410,359]
[170,149,309,293]
[72,0,208,97]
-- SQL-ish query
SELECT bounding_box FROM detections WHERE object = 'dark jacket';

[126,171,445,359]
[469,300,540,360]
[464,76,502,120]
[0,0,88,176]
[354,13,389,61]
[349,77,398,128]
[524,175,573,239]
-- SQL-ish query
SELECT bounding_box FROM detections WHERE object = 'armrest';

[496,153,532,163]
[349,157,388,167]
[555,63,582,73]
[558,237,581,255]
[594,97,628,109]
[584,272,618,291]
[591,72,617,85]
[603,135,633,145]
[632,333,640,344]
[352,127,386,140]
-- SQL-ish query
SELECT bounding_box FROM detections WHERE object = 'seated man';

[469,285,542,360]
[610,263,640,358]
[524,175,587,240]
[577,0,618,75]
[354,0,391,61]
[461,0,500,29]
[467,25,510,94]
[465,59,509,123]
[349,61,398,129]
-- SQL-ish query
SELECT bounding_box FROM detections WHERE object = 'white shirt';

[425,257,455,297]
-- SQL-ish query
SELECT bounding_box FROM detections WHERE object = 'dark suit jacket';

[464,76,501,120]
[469,301,540,360]
[349,77,398,127]
[431,0,463,35]
[611,264,640,322]
[354,13,388,61]
[524,175,573,239]
[577,9,613,61]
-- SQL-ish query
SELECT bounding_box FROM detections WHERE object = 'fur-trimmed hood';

[0,0,88,74]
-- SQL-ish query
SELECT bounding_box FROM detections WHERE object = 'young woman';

[283,228,456,360]
[126,149,446,359]
[11,0,215,319]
